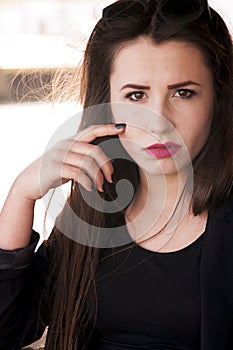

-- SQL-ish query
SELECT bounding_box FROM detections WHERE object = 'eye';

[174,89,196,99]
[125,91,147,102]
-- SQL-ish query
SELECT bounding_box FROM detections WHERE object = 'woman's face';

[110,37,214,175]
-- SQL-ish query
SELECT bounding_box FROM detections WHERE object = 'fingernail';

[108,174,113,184]
[111,173,116,183]
[98,184,104,192]
[92,183,104,193]
[115,123,126,129]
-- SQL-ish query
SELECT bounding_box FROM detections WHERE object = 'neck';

[137,168,190,207]
[126,167,193,236]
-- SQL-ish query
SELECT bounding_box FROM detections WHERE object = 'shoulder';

[206,191,233,246]
[210,190,233,220]
[33,230,57,268]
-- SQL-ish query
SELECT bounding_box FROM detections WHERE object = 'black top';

[89,232,204,350]
[0,194,233,350]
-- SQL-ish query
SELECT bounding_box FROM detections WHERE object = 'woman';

[0,0,233,349]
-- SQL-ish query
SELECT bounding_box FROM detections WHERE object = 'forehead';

[111,37,211,83]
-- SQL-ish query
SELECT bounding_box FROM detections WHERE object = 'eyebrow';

[167,80,202,89]
[120,84,150,91]
[120,81,202,91]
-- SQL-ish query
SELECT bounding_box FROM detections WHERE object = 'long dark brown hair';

[43,1,233,348]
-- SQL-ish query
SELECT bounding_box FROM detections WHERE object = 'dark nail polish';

[115,123,126,129]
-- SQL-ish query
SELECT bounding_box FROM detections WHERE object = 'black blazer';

[200,197,233,349]
[0,196,233,349]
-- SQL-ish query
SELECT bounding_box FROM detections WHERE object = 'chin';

[138,162,179,176]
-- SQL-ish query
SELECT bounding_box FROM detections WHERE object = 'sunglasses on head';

[102,0,212,25]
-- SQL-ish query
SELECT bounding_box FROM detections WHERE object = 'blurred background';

[0,0,232,233]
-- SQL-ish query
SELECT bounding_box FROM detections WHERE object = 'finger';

[45,146,105,191]
[62,154,105,192]
[61,165,96,192]
[76,123,126,143]
[74,169,93,192]
[55,140,114,184]
[67,142,114,183]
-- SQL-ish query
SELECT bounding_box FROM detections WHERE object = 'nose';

[149,98,175,135]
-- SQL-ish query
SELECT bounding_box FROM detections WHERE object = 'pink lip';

[145,142,181,159]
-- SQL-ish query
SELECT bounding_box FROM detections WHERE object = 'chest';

[94,239,203,348]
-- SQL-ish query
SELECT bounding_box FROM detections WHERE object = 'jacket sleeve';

[0,231,51,350]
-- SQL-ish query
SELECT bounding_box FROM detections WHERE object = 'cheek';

[180,111,213,158]
[122,126,143,140]
[196,104,214,140]
[118,127,146,151]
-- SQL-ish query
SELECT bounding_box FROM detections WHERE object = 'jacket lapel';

[200,202,233,349]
